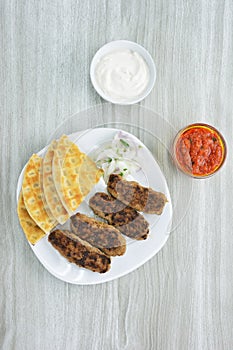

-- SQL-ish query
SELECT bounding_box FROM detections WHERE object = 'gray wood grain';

[1,0,233,349]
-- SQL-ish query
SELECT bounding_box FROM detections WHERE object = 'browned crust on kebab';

[70,213,126,256]
[89,193,149,240]
[107,174,168,214]
[48,229,111,273]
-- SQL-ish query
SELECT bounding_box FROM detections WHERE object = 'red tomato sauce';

[175,125,224,176]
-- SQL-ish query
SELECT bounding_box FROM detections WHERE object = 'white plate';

[17,128,172,285]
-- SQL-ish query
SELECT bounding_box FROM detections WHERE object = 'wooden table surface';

[1,1,233,349]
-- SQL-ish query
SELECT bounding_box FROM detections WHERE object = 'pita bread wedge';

[79,156,104,196]
[22,154,57,233]
[53,135,86,214]
[53,135,103,214]
[17,191,46,245]
[42,140,69,224]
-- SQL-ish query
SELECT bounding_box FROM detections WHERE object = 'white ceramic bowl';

[90,40,156,105]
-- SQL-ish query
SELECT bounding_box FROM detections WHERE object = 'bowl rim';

[172,122,227,179]
[90,40,156,105]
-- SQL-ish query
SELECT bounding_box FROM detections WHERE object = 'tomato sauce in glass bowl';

[173,123,227,178]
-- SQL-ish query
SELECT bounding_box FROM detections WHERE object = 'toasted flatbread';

[79,156,104,196]
[22,154,57,233]
[17,191,46,245]
[42,140,69,224]
[53,135,85,214]
[53,135,103,214]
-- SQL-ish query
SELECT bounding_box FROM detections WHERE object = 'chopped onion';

[95,131,142,182]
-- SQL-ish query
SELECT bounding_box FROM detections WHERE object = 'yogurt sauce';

[95,49,149,102]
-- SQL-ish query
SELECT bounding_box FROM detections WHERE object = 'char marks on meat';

[70,213,126,256]
[48,229,111,273]
[89,192,149,240]
[107,174,168,214]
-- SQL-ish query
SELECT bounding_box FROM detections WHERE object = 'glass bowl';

[172,123,227,178]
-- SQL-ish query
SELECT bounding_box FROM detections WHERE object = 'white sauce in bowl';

[95,49,149,102]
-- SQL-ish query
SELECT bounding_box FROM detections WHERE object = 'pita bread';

[79,156,104,196]
[53,135,86,214]
[22,154,57,233]
[53,135,103,214]
[42,140,69,224]
[17,191,46,245]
